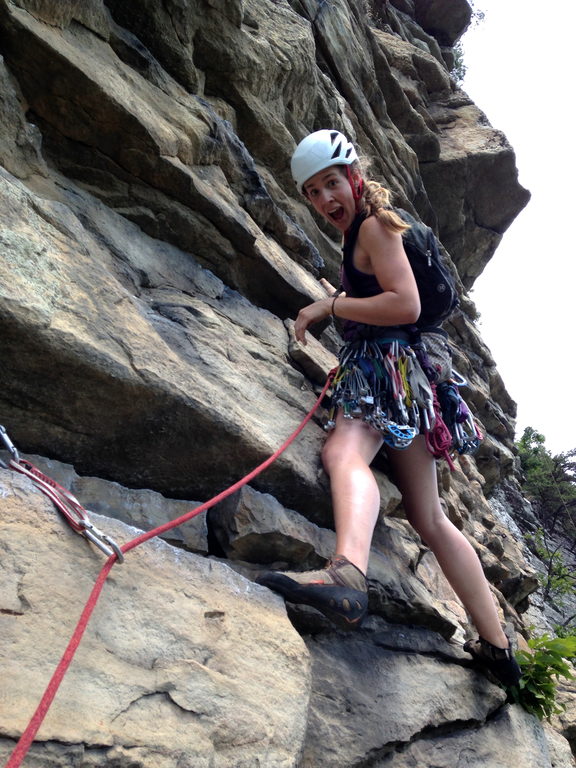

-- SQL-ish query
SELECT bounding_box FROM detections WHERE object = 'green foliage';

[510,634,576,720]
[469,3,485,26]
[450,3,486,83]
[451,42,467,85]
[518,428,562,505]
[554,619,576,639]
[524,528,576,605]
[513,436,576,718]
[516,427,576,540]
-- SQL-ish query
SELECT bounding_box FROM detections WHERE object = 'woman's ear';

[346,166,364,202]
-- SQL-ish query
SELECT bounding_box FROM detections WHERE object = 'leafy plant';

[525,527,576,606]
[554,618,576,639]
[451,42,467,84]
[510,634,576,720]
[516,427,576,540]
[450,3,486,84]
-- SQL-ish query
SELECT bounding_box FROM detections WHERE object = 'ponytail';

[360,180,409,234]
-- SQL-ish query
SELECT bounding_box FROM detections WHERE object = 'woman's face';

[303,166,356,233]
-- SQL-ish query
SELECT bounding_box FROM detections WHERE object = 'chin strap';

[346,165,364,206]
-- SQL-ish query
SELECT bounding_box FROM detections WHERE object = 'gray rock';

[299,628,505,768]
[0,0,568,763]
[0,469,310,768]
[0,451,209,553]
[210,484,335,567]
[374,704,575,768]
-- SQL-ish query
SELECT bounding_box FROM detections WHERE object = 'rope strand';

[4,370,336,768]
[424,382,456,470]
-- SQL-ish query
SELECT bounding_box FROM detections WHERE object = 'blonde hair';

[305,161,410,234]
[359,180,408,234]
[349,160,409,234]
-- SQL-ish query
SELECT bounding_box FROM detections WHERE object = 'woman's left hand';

[294,298,332,344]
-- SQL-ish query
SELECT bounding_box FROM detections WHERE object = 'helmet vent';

[291,130,359,193]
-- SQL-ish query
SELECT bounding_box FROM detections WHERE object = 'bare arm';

[294,217,420,343]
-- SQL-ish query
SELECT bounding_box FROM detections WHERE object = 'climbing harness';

[323,335,483,462]
[0,425,124,562]
[436,378,483,456]
[325,338,432,450]
[1,370,336,768]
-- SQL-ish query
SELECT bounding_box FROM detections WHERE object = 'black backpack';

[395,207,459,329]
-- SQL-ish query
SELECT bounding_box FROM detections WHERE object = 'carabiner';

[79,519,125,562]
[450,369,468,387]
[0,424,20,464]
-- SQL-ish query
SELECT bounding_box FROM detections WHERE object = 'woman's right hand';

[294,298,332,344]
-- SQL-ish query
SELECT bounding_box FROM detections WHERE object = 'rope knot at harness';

[424,384,457,470]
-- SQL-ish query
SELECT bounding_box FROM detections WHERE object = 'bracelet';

[331,295,339,317]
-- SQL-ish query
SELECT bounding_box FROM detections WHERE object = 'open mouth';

[329,206,345,223]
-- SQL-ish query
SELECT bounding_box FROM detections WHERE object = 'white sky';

[461,0,576,456]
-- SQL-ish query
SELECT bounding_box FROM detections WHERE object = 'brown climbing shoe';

[256,555,368,631]
[463,635,522,687]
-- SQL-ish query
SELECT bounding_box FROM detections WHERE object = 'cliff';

[0,0,573,766]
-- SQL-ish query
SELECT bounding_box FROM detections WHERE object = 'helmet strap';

[346,166,364,208]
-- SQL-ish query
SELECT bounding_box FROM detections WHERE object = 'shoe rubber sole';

[257,572,368,631]
[463,639,522,687]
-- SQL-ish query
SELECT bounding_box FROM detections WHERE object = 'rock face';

[0,470,310,768]
[0,0,573,766]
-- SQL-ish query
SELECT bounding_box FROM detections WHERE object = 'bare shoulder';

[357,215,403,254]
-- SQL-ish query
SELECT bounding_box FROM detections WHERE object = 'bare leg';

[387,436,509,649]
[322,411,384,574]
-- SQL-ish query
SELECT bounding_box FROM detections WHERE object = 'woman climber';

[256,129,521,688]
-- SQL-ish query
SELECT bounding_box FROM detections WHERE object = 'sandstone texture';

[0,0,574,766]
[0,470,311,768]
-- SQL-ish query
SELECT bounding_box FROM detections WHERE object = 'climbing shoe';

[463,635,522,687]
[256,555,368,631]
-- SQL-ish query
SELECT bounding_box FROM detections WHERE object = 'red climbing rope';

[3,369,336,768]
[4,457,125,561]
[424,382,456,471]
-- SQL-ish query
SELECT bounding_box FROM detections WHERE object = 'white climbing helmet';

[291,129,358,194]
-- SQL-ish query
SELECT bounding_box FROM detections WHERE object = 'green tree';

[525,528,576,607]
[450,3,486,84]
[516,427,576,540]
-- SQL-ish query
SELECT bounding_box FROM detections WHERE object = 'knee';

[408,503,449,544]
[321,438,340,475]
[322,437,357,476]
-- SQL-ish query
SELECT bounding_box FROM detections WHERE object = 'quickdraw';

[325,339,430,450]
[3,370,337,768]
[0,425,124,562]
[322,336,484,463]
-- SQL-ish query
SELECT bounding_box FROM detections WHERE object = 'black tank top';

[342,213,382,299]
[340,213,407,342]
